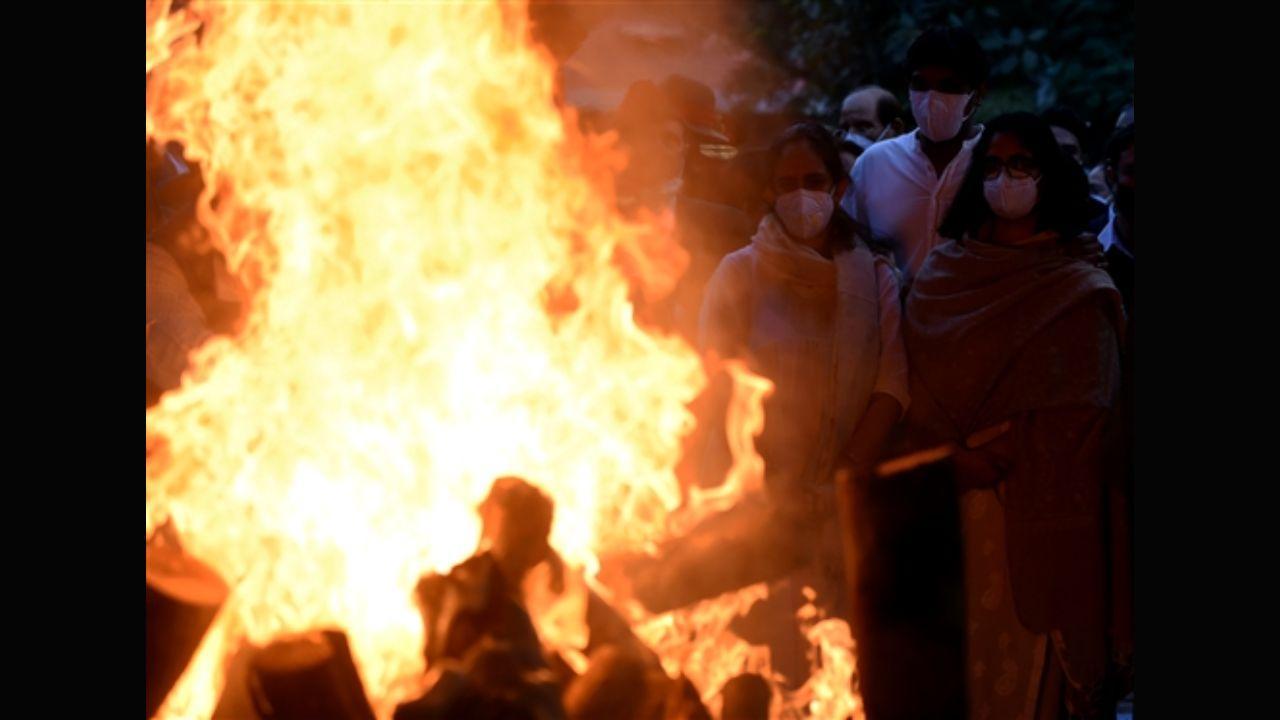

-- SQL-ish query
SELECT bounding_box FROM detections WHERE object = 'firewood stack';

[397,476,716,720]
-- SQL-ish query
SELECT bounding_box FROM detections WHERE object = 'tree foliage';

[729,0,1133,145]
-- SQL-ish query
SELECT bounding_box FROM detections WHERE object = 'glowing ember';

[146,1,861,718]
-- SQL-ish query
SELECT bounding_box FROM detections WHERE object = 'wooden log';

[211,640,258,719]
[621,498,808,614]
[835,459,966,719]
[416,553,547,672]
[247,630,375,720]
[145,539,229,718]
[393,647,566,720]
[392,663,478,720]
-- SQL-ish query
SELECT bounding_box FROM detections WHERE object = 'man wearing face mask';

[842,26,989,280]
[840,86,904,148]
[837,86,905,176]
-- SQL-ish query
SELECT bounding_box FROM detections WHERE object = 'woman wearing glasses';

[904,112,1131,719]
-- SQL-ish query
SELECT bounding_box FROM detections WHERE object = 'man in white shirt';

[842,26,990,280]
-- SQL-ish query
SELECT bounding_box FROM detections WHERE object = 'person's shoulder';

[855,134,912,167]
[1056,258,1126,336]
[704,245,756,303]
[1062,285,1126,345]
[706,244,756,284]
[718,243,756,270]
[851,134,917,188]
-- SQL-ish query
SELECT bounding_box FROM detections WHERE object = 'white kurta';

[842,129,982,278]
[699,214,909,505]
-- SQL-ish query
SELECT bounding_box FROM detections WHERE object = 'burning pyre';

[145,2,862,718]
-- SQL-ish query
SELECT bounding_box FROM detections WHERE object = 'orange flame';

[796,589,866,720]
[633,582,774,713]
[146,1,861,718]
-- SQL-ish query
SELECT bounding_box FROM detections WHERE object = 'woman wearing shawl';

[696,122,910,684]
[701,122,910,512]
[904,112,1131,719]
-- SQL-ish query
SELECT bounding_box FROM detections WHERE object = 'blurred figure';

[842,26,989,281]
[620,75,754,346]
[147,141,212,406]
[1100,124,1135,311]
[661,74,736,206]
[146,140,245,406]
[614,80,687,215]
[147,242,213,405]
[1041,106,1090,167]
[1041,106,1108,230]
[1086,100,1132,203]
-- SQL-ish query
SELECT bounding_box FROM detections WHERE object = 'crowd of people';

[612,24,1134,720]
[146,19,1134,720]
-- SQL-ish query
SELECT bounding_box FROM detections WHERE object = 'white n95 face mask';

[983,174,1039,219]
[775,189,834,240]
[910,89,974,142]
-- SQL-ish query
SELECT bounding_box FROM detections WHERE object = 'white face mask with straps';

[910,89,974,142]
[983,173,1039,219]
[774,189,835,240]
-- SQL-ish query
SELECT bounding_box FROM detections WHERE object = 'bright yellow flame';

[146,1,861,718]
[634,582,774,711]
[797,595,866,720]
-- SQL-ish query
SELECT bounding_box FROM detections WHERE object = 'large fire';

[146,2,861,718]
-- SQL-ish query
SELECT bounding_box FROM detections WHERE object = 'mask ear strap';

[962,92,979,123]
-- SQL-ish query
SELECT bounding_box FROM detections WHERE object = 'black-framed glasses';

[981,155,1041,180]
